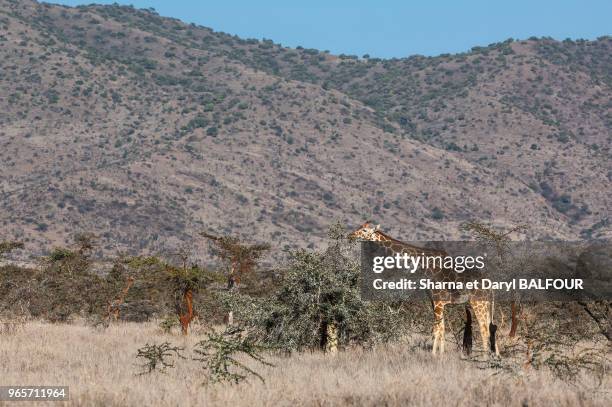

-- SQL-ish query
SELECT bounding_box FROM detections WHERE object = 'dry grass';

[0,321,610,406]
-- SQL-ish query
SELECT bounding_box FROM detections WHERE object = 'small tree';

[194,326,273,384]
[168,264,208,334]
[200,232,270,325]
[123,253,212,335]
[36,234,104,321]
[73,233,96,257]
[136,342,185,375]
[44,233,96,275]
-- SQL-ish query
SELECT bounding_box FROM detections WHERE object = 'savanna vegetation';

[0,2,609,405]
[1,223,610,406]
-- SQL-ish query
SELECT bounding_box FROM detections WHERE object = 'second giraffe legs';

[470,300,500,356]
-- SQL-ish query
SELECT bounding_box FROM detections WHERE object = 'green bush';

[222,223,410,351]
[194,326,272,384]
[431,207,445,220]
[136,342,185,375]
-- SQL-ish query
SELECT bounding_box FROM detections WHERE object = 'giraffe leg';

[432,301,446,355]
[470,300,498,355]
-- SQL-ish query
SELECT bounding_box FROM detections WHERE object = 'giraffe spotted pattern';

[349,222,499,355]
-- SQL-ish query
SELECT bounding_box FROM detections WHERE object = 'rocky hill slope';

[0,0,609,258]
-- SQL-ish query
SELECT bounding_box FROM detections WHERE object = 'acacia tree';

[37,234,106,321]
[123,252,212,334]
[200,232,270,325]
[44,233,97,274]
[0,241,26,316]
[576,242,611,342]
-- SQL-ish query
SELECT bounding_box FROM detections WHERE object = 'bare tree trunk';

[226,265,237,326]
[509,301,518,337]
[179,289,194,335]
[106,276,134,322]
[523,341,533,371]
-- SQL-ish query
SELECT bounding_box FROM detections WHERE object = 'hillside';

[0,0,610,259]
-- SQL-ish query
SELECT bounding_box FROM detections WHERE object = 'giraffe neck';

[371,231,447,277]
[373,231,442,256]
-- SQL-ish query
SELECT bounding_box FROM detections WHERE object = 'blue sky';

[50,0,611,58]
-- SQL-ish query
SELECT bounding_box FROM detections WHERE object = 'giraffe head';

[348,221,384,241]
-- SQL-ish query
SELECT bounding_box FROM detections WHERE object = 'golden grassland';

[0,321,610,407]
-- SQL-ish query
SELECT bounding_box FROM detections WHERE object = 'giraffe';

[349,222,499,355]
[106,276,135,321]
